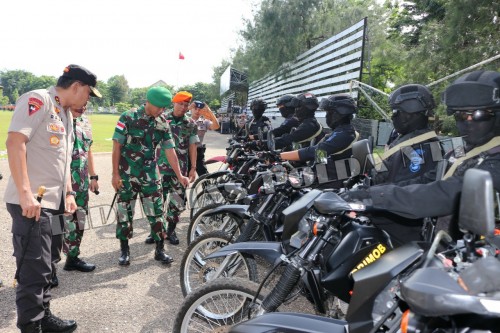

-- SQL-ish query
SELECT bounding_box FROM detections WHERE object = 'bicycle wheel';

[187,204,245,244]
[172,278,268,333]
[180,231,258,296]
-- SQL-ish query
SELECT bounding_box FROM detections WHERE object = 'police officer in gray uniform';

[5,64,101,333]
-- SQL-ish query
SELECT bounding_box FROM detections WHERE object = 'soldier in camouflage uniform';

[62,106,98,273]
[112,87,189,266]
[147,91,198,245]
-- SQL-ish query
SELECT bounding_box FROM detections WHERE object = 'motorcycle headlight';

[288,167,316,188]
[289,216,313,249]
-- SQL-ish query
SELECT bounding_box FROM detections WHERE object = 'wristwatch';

[90,175,99,181]
[66,190,77,197]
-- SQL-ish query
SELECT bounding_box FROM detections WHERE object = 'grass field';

[0,111,120,157]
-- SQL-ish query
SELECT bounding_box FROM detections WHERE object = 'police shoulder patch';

[28,97,44,116]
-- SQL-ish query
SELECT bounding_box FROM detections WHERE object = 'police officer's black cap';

[194,101,205,109]
[62,64,102,98]
[443,70,500,114]
[319,94,357,114]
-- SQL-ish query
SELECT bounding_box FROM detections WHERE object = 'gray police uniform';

[4,87,73,325]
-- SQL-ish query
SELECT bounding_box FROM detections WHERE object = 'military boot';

[144,235,155,244]
[17,320,41,333]
[166,222,179,245]
[118,240,130,266]
[41,303,77,332]
[154,240,173,264]
[64,256,96,272]
[50,267,58,288]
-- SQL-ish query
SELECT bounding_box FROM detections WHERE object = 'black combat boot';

[64,256,96,272]
[118,240,130,266]
[50,267,58,288]
[154,240,173,264]
[144,235,155,244]
[41,303,77,333]
[17,320,42,333]
[166,222,179,245]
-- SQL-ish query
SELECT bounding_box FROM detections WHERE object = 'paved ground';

[0,131,232,333]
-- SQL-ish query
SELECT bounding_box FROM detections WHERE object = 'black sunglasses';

[453,110,496,122]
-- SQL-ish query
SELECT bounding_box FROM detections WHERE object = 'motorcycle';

[223,168,500,333]
[172,188,397,332]
[180,138,376,296]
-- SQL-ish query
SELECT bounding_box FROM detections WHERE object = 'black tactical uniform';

[298,94,359,188]
[372,84,442,186]
[247,98,272,137]
[272,94,300,138]
[343,70,500,244]
[275,92,324,150]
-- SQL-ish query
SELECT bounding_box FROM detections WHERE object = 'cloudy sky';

[1,0,259,88]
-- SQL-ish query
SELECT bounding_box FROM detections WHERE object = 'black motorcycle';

[223,169,500,333]
[172,189,396,332]
[180,139,376,297]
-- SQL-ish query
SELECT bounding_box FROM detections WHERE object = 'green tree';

[0,89,9,106]
[237,0,322,80]
[129,87,149,107]
[93,81,110,107]
[107,75,129,105]
[12,89,19,104]
[176,82,218,105]
[115,102,132,113]
[0,70,36,103]
[32,75,57,90]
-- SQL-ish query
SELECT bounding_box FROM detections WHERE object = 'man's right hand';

[20,192,41,221]
[178,175,190,188]
[112,174,123,192]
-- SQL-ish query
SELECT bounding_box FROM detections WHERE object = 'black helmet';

[250,98,267,112]
[320,94,357,114]
[443,70,500,114]
[389,84,435,114]
[276,95,295,108]
[292,92,319,111]
[443,70,500,147]
[276,94,295,117]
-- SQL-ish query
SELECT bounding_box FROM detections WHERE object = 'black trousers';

[8,201,64,325]
[195,146,208,176]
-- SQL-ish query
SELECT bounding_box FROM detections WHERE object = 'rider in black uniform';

[372,84,442,185]
[247,98,272,137]
[274,92,324,150]
[280,94,359,188]
[342,70,500,242]
[271,95,300,138]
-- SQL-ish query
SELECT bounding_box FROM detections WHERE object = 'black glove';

[340,188,373,210]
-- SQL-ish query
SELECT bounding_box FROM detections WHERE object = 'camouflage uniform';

[63,114,92,258]
[157,111,199,231]
[113,106,175,241]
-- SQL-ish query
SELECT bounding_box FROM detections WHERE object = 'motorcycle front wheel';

[180,231,258,296]
[187,204,245,245]
[172,278,268,333]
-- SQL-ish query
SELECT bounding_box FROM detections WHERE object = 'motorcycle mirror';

[458,168,495,237]
[267,131,275,151]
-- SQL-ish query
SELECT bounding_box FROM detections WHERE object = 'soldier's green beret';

[147,86,172,108]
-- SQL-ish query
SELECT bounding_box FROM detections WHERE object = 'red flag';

[179,52,185,60]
